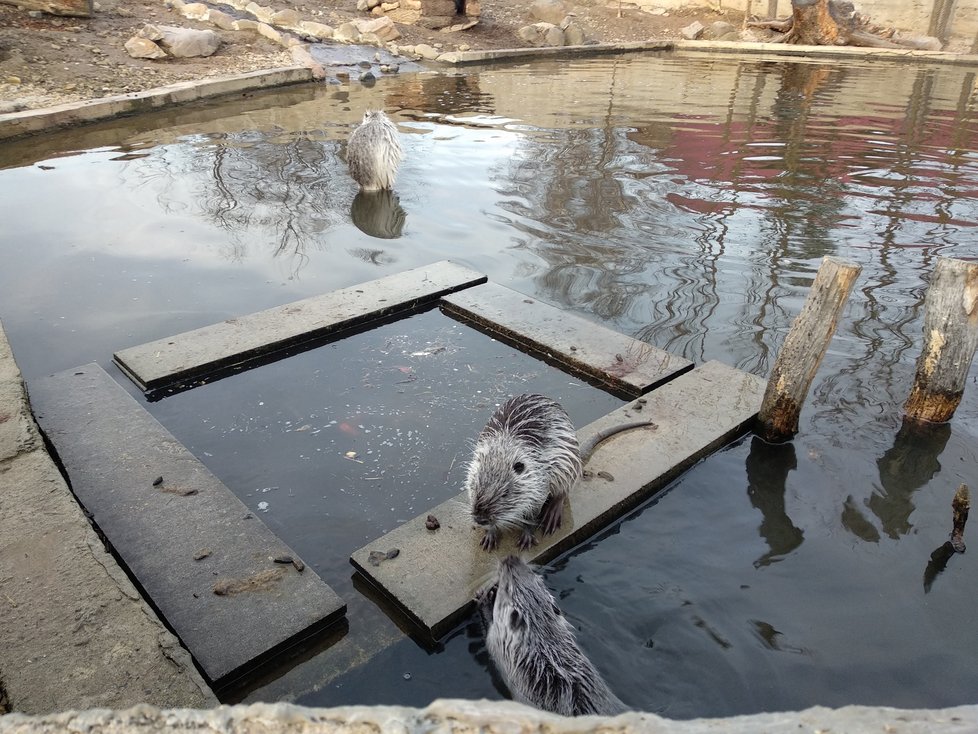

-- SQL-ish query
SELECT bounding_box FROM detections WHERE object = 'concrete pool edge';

[1,699,977,733]
[0,320,217,714]
[0,66,313,142]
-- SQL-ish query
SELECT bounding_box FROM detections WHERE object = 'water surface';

[1,52,977,717]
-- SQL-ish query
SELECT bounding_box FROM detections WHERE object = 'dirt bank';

[0,0,745,111]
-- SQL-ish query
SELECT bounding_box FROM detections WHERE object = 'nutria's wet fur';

[347,110,403,192]
[466,394,582,551]
[466,393,655,551]
[476,555,628,717]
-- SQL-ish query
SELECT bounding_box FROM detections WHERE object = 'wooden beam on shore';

[903,257,978,424]
[756,256,861,443]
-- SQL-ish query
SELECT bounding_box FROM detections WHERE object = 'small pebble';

[292,558,305,572]
[425,514,440,531]
[193,549,211,561]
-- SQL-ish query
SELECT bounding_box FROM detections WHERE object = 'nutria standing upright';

[347,110,403,192]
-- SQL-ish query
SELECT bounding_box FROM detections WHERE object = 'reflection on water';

[2,53,978,716]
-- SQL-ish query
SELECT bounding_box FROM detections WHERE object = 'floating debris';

[257,501,269,512]
[951,483,970,553]
[425,514,441,531]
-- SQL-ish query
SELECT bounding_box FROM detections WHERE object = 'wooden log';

[0,0,92,16]
[756,256,861,442]
[904,257,978,424]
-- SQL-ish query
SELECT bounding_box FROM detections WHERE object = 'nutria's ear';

[509,609,526,631]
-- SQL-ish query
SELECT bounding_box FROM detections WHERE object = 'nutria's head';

[465,433,549,530]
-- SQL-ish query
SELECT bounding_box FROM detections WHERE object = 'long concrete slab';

[440,282,692,397]
[350,359,765,639]
[113,261,487,393]
[29,363,346,689]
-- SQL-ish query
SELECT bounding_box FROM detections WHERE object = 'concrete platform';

[113,260,486,394]
[441,282,692,397]
[0,322,216,714]
[350,360,766,640]
[29,363,346,690]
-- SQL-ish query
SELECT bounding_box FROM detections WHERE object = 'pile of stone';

[358,0,479,32]
[125,24,221,59]
[517,0,586,47]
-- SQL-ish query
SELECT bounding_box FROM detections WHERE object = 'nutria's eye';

[513,461,525,474]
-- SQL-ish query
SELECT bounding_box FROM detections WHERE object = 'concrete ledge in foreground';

[441,281,692,397]
[0,66,313,141]
[0,322,216,714]
[113,260,487,394]
[1,699,977,734]
[29,363,346,689]
[351,360,765,640]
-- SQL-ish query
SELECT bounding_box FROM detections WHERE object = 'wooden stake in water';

[904,257,978,424]
[951,483,970,553]
[756,256,861,443]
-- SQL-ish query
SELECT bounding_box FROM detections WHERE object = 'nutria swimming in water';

[476,555,628,717]
[347,110,403,192]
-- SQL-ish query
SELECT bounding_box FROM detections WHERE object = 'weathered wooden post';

[756,255,861,443]
[903,257,978,424]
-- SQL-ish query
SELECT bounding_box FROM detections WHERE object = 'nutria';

[465,393,653,551]
[476,555,628,717]
[347,110,403,192]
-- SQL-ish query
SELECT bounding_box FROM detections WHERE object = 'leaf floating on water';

[294,424,312,432]
[344,450,363,463]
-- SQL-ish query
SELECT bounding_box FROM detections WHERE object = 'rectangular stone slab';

[350,360,765,639]
[30,363,346,688]
[113,261,487,393]
[441,282,692,397]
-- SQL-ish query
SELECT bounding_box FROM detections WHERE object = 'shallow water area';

[2,52,978,716]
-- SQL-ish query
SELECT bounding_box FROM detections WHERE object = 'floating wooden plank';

[350,360,765,639]
[113,261,487,393]
[30,363,346,689]
[441,282,692,397]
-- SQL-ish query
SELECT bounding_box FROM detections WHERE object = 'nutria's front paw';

[481,527,500,551]
[518,528,539,551]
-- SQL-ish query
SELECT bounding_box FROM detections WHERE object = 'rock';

[380,2,399,10]
[179,2,209,19]
[563,20,585,44]
[256,22,283,43]
[517,21,564,46]
[0,101,28,114]
[680,20,704,40]
[356,0,370,10]
[334,21,361,42]
[232,18,261,31]
[125,35,168,59]
[138,24,221,57]
[413,42,440,58]
[270,8,300,26]
[529,0,566,24]
[353,16,401,41]
[291,44,326,77]
[207,8,237,29]
[701,20,736,39]
[245,1,275,22]
[360,71,376,86]
[298,20,334,39]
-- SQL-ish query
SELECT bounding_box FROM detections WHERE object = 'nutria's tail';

[579,420,656,463]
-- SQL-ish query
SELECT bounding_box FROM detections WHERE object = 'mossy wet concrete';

[0,321,216,714]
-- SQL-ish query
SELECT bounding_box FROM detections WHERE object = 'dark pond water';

[2,52,978,718]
